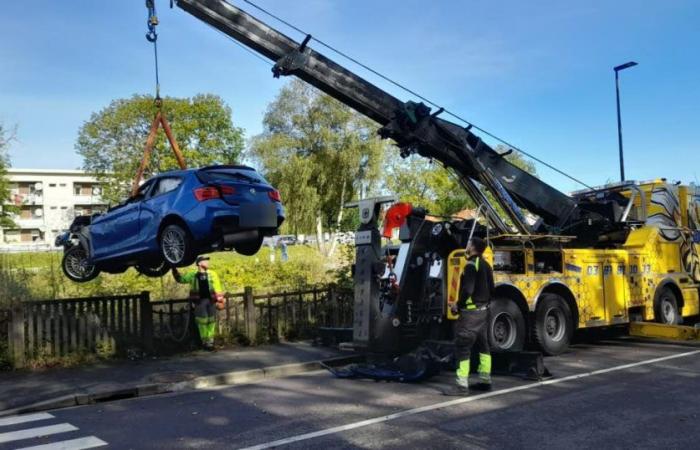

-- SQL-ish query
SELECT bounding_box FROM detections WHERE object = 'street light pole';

[614,61,638,182]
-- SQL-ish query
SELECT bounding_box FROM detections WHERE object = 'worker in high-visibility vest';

[451,237,494,393]
[172,255,223,350]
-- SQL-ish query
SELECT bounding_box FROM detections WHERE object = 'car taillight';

[194,186,221,201]
[268,190,281,202]
[220,185,236,195]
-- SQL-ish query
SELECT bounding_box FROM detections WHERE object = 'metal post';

[615,70,624,182]
[614,61,638,182]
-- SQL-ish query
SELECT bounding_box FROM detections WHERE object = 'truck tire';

[654,287,680,325]
[160,224,195,267]
[488,298,526,352]
[533,294,573,356]
[62,246,99,283]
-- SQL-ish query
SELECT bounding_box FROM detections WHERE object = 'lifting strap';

[131,109,187,197]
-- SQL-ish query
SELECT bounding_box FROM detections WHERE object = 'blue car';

[59,165,285,282]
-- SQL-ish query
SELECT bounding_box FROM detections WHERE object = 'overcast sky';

[1,0,698,192]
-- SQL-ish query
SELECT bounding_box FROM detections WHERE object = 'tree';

[250,80,386,256]
[385,144,537,217]
[0,123,18,228]
[77,94,245,204]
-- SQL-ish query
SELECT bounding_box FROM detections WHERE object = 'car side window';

[152,177,183,197]
[126,180,154,205]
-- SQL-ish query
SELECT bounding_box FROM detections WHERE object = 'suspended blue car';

[58,165,285,282]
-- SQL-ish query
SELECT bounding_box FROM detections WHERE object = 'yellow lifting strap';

[131,106,187,197]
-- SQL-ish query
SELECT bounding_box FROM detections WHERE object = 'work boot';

[455,376,469,392]
[442,376,469,396]
[471,372,492,391]
[478,372,492,385]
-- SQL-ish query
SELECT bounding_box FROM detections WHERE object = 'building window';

[60,206,68,210]
[49,183,57,187]
[3,230,20,244]
[50,206,57,210]
[74,183,94,196]
[20,229,43,243]
[59,183,67,187]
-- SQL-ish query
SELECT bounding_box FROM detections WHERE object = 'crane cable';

[132,0,187,198]
[238,0,592,190]
[146,0,162,105]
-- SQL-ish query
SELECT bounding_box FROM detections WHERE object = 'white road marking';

[0,413,54,428]
[0,423,77,444]
[15,436,108,450]
[239,349,700,450]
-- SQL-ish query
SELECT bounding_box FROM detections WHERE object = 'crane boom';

[176,0,583,234]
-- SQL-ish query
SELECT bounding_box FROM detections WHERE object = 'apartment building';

[1,169,108,251]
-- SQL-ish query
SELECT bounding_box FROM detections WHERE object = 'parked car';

[275,235,298,246]
[59,165,285,282]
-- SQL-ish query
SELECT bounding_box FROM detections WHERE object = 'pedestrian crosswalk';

[0,413,106,450]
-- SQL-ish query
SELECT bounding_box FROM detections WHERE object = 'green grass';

[0,245,349,303]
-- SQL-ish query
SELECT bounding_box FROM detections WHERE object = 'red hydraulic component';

[382,202,413,238]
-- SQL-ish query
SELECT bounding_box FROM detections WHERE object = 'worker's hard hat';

[196,255,210,264]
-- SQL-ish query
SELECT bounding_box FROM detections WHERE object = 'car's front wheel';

[62,246,100,283]
[160,224,195,267]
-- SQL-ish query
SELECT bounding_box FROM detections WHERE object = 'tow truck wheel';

[488,298,526,352]
[655,287,680,325]
[62,246,100,283]
[160,223,195,267]
[533,294,573,356]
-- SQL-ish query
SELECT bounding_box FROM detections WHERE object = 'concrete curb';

[0,354,362,417]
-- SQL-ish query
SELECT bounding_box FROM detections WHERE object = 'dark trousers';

[454,309,490,364]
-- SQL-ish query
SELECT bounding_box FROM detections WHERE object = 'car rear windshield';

[196,167,266,184]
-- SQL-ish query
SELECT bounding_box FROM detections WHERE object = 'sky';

[0,0,698,193]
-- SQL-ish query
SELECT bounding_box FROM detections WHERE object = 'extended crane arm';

[176,0,579,233]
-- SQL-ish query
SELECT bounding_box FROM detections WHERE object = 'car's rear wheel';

[160,224,195,267]
[235,236,264,256]
[62,246,99,283]
[136,260,170,277]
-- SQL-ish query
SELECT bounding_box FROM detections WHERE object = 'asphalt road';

[1,337,699,449]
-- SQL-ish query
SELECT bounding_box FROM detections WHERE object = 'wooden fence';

[5,292,152,368]
[149,286,353,347]
[4,285,352,368]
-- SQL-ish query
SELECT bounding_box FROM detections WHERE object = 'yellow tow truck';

[447,180,700,354]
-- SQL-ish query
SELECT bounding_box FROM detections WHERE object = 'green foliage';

[76,94,245,204]
[385,153,474,217]
[385,144,537,217]
[250,80,386,235]
[0,123,18,228]
[0,255,32,307]
[0,246,340,301]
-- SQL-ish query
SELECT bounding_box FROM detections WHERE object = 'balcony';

[73,195,106,206]
[14,218,45,229]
